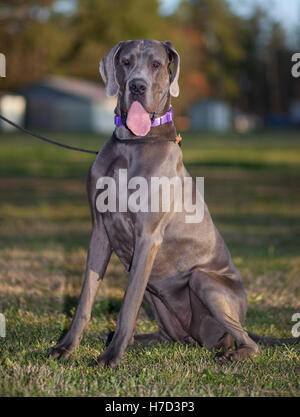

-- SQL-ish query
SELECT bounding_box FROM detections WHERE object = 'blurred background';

[0,1,300,396]
[0,0,300,133]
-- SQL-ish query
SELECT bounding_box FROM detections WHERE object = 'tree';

[58,0,165,80]
[172,0,246,105]
[0,0,68,90]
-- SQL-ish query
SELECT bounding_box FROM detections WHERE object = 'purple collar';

[115,107,173,128]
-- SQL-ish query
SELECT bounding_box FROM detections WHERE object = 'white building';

[20,76,116,133]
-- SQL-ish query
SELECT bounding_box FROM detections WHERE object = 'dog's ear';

[99,42,123,98]
[162,41,180,97]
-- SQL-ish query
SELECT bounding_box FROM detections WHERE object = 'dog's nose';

[129,79,147,96]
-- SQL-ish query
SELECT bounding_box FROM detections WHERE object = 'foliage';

[0,0,298,116]
[0,0,69,89]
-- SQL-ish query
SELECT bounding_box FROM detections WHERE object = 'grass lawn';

[0,128,299,397]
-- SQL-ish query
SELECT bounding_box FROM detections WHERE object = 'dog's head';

[99,39,180,136]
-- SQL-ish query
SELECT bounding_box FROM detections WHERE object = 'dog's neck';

[114,96,177,140]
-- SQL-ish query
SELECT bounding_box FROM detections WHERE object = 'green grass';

[0,129,299,397]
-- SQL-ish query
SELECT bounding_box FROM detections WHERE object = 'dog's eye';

[122,59,130,66]
[152,61,161,69]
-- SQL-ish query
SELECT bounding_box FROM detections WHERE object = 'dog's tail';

[247,331,300,346]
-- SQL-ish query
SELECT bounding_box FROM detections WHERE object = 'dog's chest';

[102,210,135,271]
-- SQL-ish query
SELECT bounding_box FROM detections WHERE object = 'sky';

[159,0,300,48]
[55,0,300,31]
[159,0,300,30]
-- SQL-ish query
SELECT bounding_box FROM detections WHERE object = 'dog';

[47,40,299,367]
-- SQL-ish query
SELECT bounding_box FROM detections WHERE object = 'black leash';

[0,114,181,152]
[0,114,98,155]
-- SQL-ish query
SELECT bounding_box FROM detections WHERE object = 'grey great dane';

[47,40,299,367]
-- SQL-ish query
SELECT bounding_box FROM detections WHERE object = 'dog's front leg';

[47,216,112,360]
[91,235,161,368]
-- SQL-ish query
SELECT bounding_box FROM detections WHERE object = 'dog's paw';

[47,342,76,360]
[214,350,235,365]
[214,346,260,364]
[89,347,122,368]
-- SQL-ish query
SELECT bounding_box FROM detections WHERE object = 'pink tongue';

[126,101,151,136]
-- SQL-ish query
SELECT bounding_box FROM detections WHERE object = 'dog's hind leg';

[189,270,260,364]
